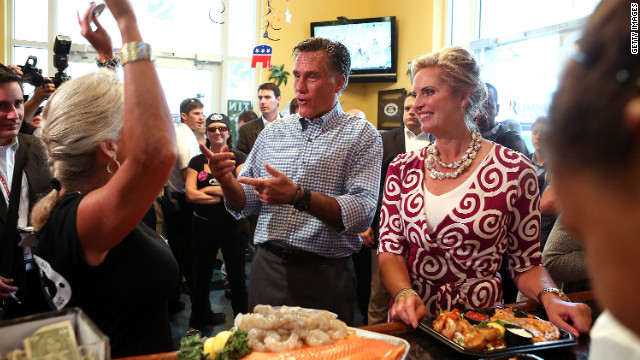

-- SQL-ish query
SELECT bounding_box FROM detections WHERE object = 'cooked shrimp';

[441,318,457,339]
[463,331,486,350]
[477,326,501,341]
[432,313,447,333]
[456,318,473,334]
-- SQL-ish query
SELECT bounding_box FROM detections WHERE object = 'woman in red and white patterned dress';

[378,47,591,338]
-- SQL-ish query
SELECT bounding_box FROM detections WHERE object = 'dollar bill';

[23,320,78,360]
[2,349,26,360]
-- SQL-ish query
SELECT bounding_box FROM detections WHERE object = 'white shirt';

[590,310,640,359]
[261,114,281,128]
[423,160,483,231]
[0,137,29,230]
[404,127,432,153]
[167,122,201,193]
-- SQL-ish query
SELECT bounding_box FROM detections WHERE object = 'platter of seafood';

[178,305,409,360]
[417,307,578,357]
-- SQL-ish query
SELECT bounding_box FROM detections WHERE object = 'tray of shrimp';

[417,307,578,357]
[234,305,409,359]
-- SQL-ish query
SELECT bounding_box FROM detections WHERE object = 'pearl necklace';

[426,131,482,180]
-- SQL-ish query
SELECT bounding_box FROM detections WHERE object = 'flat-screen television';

[310,16,397,83]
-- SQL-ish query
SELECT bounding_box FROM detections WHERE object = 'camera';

[18,56,45,87]
[52,35,72,88]
[18,35,72,89]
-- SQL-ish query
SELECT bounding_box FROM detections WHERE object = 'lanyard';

[0,173,10,199]
[0,145,17,200]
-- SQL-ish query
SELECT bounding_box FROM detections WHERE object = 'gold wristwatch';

[537,287,570,304]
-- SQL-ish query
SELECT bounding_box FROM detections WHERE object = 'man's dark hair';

[258,82,281,98]
[180,97,204,115]
[289,98,299,114]
[293,38,351,94]
[485,82,498,103]
[0,64,24,93]
[237,109,258,123]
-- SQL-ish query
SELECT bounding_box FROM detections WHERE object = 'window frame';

[8,0,257,115]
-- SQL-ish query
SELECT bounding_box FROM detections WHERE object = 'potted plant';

[268,64,290,87]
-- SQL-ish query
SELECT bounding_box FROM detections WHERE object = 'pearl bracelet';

[119,42,154,66]
[394,287,419,303]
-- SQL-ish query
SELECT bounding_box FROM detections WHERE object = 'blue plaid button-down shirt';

[227,103,382,258]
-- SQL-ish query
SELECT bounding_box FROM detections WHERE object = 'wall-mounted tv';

[310,16,397,83]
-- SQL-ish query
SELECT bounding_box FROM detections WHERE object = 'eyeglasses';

[207,126,228,133]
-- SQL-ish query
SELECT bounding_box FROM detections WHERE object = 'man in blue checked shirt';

[203,38,382,325]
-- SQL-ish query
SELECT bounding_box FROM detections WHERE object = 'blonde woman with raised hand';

[30,0,178,357]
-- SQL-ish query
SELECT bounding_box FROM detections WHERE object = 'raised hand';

[78,2,113,60]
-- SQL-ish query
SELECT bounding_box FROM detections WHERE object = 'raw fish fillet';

[241,336,405,360]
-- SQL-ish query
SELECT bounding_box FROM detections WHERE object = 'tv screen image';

[311,16,397,83]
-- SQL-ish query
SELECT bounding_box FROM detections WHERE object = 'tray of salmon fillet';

[227,305,409,360]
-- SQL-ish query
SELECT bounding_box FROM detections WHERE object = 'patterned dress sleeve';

[504,150,543,278]
[378,153,409,257]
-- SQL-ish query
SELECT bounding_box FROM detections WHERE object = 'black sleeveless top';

[35,193,178,357]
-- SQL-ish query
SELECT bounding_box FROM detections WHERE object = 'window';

[479,0,599,39]
[10,0,256,116]
[14,0,48,42]
[450,0,600,152]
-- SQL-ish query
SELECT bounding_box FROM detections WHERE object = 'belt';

[260,242,346,264]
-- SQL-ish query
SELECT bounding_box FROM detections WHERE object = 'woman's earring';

[107,154,121,174]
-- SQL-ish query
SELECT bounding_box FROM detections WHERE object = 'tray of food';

[179,305,409,360]
[478,354,544,360]
[418,306,577,357]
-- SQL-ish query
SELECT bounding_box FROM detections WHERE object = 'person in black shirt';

[186,113,250,330]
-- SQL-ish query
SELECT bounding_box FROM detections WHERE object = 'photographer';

[4,62,55,134]
[22,81,55,135]
[0,64,52,320]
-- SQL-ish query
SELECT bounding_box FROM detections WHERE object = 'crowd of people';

[0,0,638,357]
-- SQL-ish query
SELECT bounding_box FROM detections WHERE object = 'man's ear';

[180,112,187,122]
[99,139,118,159]
[333,74,346,94]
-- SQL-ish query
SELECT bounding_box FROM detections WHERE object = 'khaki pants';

[368,248,390,325]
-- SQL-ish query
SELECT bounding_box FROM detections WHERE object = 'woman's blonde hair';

[411,46,487,129]
[31,69,124,230]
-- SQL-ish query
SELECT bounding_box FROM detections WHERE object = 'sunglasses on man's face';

[207,126,228,133]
